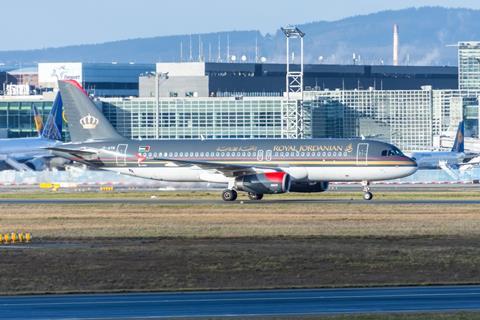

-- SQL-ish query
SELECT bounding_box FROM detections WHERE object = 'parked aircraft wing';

[458,155,480,172]
[154,158,280,177]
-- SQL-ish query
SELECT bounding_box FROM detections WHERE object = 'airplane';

[49,80,417,201]
[410,121,465,170]
[0,93,65,171]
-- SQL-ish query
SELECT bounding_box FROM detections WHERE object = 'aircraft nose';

[405,156,418,173]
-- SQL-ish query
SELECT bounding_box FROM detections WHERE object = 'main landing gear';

[362,181,373,201]
[248,192,264,201]
[221,190,264,201]
[222,189,238,201]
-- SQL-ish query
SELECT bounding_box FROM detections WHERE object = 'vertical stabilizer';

[32,105,44,137]
[451,121,464,153]
[41,92,63,141]
[58,80,124,142]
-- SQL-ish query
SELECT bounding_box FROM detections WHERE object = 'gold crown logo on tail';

[79,113,99,129]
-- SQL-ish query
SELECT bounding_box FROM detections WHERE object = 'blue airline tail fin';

[451,121,464,153]
[32,105,44,137]
[41,92,63,141]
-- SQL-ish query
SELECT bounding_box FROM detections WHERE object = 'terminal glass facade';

[305,90,434,151]
[458,42,480,90]
[102,98,284,139]
[83,63,155,97]
[0,100,53,138]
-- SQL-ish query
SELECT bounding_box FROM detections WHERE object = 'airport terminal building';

[37,62,155,97]
[1,42,480,151]
[0,86,478,151]
[139,62,458,98]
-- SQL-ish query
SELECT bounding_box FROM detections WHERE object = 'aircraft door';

[116,144,128,166]
[265,150,272,161]
[257,150,264,161]
[356,143,369,166]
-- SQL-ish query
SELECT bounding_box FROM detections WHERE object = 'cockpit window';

[391,147,404,156]
[382,147,404,157]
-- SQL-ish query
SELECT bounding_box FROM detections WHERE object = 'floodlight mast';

[281,26,305,101]
[281,26,307,139]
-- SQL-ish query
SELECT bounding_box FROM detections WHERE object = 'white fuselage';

[107,165,417,184]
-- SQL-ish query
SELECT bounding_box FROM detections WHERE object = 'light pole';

[155,72,169,139]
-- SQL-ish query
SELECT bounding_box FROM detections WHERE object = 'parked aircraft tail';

[41,92,63,141]
[58,80,124,142]
[451,121,464,153]
[32,105,44,136]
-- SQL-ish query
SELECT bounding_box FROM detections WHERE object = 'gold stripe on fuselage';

[102,160,415,166]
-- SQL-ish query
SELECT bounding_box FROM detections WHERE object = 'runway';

[2,197,480,205]
[2,285,480,319]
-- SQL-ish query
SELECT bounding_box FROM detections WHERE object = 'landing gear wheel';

[361,180,373,201]
[363,192,373,201]
[222,189,238,201]
[248,193,264,201]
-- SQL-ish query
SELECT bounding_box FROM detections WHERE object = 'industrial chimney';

[393,24,399,66]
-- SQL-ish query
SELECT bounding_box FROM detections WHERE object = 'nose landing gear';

[361,181,373,201]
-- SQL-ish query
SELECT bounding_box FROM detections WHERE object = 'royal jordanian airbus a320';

[50,80,417,201]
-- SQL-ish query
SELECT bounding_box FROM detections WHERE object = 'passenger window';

[381,150,388,156]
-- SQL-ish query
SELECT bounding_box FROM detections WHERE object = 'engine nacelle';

[25,158,48,171]
[289,181,329,193]
[25,157,71,171]
[235,172,291,194]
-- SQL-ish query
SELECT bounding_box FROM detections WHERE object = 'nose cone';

[405,155,418,175]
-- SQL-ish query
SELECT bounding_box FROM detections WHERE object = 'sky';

[2,0,480,51]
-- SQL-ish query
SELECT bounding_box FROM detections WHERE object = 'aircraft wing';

[155,158,280,177]
[459,155,480,172]
[47,147,100,160]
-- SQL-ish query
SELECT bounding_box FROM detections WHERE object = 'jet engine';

[24,158,48,171]
[24,157,71,171]
[235,172,291,194]
[289,181,329,193]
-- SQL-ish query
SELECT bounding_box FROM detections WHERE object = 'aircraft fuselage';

[62,138,417,183]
